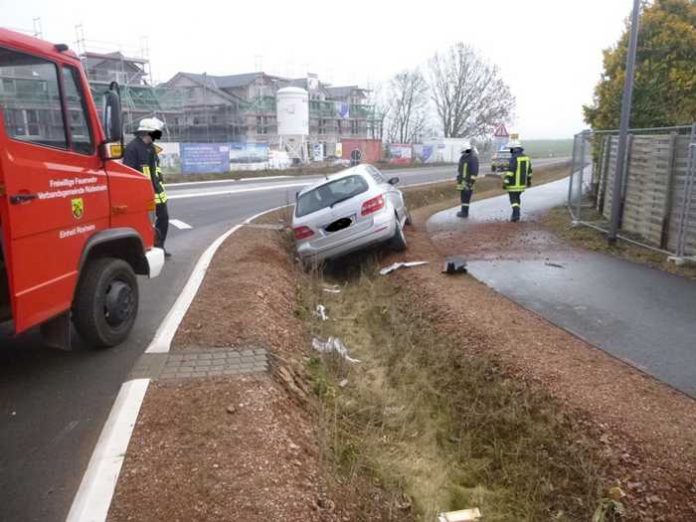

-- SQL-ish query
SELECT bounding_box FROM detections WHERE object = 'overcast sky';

[2,0,632,139]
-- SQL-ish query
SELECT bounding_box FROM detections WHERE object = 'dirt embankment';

[386,206,696,520]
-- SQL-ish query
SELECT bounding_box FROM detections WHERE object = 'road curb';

[66,204,289,522]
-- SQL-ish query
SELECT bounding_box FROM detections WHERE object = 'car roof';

[297,164,375,197]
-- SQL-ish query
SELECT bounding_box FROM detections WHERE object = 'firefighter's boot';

[456,205,469,218]
[511,206,520,222]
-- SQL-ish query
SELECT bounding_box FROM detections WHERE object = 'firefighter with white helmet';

[123,117,171,256]
[455,140,479,218]
[503,140,533,222]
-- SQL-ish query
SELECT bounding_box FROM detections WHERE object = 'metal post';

[608,0,641,244]
[676,124,696,257]
[568,133,578,208]
[576,133,586,220]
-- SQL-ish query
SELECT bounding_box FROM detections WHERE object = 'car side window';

[0,47,67,149]
[61,66,94,154]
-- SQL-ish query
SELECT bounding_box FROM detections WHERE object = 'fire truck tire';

[73,257,139,348]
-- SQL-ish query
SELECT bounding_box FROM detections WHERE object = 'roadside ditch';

[107,164,695,521]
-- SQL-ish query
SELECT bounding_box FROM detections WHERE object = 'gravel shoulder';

[393,205,696,520]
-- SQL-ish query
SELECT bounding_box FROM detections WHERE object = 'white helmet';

[460,140,472,153]
[137,117,165,133]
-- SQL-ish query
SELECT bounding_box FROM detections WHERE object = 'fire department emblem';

[71,198,84,220]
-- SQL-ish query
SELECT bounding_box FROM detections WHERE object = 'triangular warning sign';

[493,124,509,138]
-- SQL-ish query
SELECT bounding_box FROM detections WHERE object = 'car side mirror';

[388,177,400,186]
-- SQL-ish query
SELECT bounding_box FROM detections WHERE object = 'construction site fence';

[568,124,696,258]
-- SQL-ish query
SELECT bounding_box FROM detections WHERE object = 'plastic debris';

[338,379,349,388]
[323,284,341,294]
[379,261,428,276]
[311,337,361,363]
[442,256,468,275]
[314,304,328,321]
[437,508,482,522]
[545,261,565,269]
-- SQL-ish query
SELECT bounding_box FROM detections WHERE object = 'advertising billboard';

[180,143,230,174]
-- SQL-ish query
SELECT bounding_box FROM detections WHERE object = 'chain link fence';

[568,124,696,259]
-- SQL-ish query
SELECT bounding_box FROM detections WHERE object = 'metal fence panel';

[569,124,696,258]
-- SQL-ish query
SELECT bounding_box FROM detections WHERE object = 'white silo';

[276,86,309,162]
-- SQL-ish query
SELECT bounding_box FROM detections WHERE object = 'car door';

[0,46,109,333]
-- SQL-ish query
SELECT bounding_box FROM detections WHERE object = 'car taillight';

[293,226,314,240]
[361,195,385,216]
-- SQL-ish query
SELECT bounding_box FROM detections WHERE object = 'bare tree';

[428,43,514,138]
[365,83,388,141]
[385,69,430,144]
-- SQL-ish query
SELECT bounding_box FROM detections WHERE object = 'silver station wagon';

[292,164,410,263]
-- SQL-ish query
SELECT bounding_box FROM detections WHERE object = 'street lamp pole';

[608,0,641,244]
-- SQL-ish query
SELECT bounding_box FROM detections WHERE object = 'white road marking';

[169,219,193,230]
[165,175,292,188]
[66,379,150,522]
[167,181,309,200]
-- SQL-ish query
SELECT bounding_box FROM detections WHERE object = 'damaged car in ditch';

[292,164,410,263]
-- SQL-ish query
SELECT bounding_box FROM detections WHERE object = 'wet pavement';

[427,178,696,398]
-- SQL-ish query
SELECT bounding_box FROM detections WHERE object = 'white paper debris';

[437,508,482,522]
[311,337,361,363]
[322,284,341,294]
[379,261,428,276]
[313,304,328,321]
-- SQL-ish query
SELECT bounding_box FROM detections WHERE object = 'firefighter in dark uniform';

[123,117,171,257]
[503,141,533,222]
[456,143,479,218]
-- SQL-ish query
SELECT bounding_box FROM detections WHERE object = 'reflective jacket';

[456,152,479,190]
[123,137,168,204]
[503,151,533,192]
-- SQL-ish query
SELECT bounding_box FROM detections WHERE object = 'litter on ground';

[311,337,361,363]
[379,261,428,276]
[322,284,342,294]
[313,304,328,321]
[442,256,468,275]
[437,508,482,522]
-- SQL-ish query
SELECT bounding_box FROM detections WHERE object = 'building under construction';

[81,50,382,152]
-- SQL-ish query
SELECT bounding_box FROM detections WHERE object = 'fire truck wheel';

[73,257,139,348]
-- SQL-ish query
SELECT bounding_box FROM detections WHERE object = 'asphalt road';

[0,159,567,522]
[428,177,696,398]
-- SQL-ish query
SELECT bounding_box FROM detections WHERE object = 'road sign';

[493,124,509,138]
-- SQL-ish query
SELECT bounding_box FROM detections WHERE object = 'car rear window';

[296,175,369,217]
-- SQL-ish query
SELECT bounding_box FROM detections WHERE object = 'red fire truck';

[0,28,164,348]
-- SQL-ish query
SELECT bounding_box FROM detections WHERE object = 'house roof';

[324,85,368,99]
[81,51,148,65]
[176,71,283,90]
[164,72,247,105]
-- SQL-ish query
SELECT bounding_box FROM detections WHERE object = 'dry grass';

[542,206,696,280]
[299,255,610,521]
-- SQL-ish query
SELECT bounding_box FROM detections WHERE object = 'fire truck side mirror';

[101,83,124,160]
[103,90,123,143]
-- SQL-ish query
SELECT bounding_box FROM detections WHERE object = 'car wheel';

[389,214,407,252]
[72,257,139,348]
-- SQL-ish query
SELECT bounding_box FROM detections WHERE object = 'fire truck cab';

[0,29,163,349]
